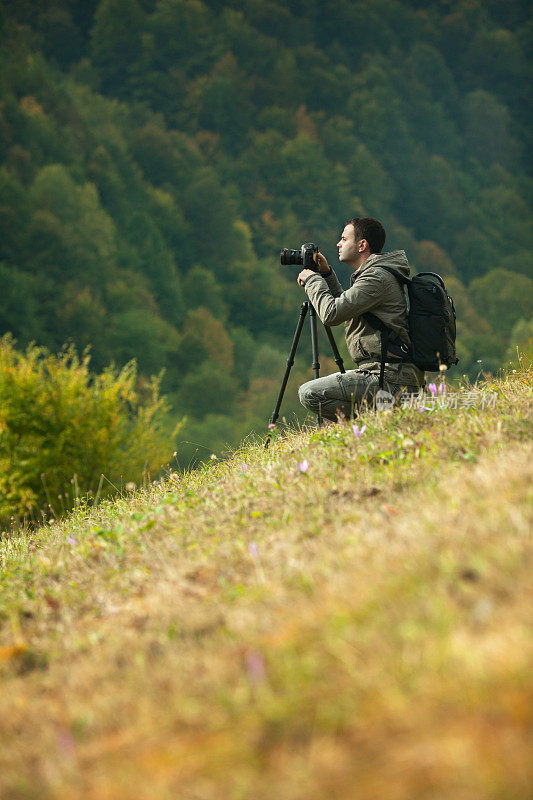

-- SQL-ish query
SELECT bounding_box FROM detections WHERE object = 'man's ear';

[359,238,369,252]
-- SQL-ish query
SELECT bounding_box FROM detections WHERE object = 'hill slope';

[0,370,532,798]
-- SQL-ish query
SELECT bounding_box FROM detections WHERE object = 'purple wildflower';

[418,406,430,412]
[298,459,309,473]
[268,423,275,430]
[438,382,446,395]
[352,424,367,438]
[248,542,259,559]
[245,649,266,684]
[66,536,76,546]
[428,382,437,397]
[57,730,75,757]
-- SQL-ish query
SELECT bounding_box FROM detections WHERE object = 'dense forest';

[0,0,531,466]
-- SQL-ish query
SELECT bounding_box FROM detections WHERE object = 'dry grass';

[0,371,532,800]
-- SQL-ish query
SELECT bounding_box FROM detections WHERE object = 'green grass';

[0,371,532,800]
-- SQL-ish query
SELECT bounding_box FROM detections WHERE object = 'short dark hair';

[347,217,386,254]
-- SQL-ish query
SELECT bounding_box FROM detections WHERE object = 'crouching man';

[297,217,424,421]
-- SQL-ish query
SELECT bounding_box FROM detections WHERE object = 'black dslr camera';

[280,242,319,269]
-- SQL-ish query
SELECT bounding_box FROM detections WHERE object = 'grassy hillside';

[0,369,532,799]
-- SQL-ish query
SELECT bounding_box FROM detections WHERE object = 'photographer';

[296,217,424,420]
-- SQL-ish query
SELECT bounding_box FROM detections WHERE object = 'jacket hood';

[359,249,410,278]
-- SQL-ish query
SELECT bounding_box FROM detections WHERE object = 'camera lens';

[280,248,302,266]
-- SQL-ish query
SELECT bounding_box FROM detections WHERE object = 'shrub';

[0,335,177,526]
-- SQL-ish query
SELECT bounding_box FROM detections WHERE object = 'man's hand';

[297,269,316,286]
[315,252,330,273]
[297,252,331,286]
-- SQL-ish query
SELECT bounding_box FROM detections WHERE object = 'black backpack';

[364,267,459,388]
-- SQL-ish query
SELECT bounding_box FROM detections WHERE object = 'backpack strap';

[371,264,410,286]
[364,312,390,390]
[360,266,411,390]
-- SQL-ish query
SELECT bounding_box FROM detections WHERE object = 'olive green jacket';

[303,250,425,387]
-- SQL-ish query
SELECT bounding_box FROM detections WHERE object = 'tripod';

[266,301,346,443]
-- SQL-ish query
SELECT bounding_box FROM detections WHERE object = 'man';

[297,217,424,420]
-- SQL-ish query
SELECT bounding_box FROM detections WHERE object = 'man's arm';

[302,270,386,327]
[297,252,343,297]
[323,270,343,298]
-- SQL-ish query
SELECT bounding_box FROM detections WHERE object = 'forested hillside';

[0,0,531,465]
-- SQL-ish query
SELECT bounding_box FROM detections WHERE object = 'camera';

[280,242,319,269]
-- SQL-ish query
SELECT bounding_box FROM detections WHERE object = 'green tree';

[123,211,184,325]
[469,268,533,339]
[175,307,234,375]
[28,164,117,282]
[181,168,243,269]
[150,0,216,74]
[90,0,146,92]
[175,412,239,468]
[0,335,175,525]
[175,363,239,418]
[36,4,83,67]
[464,90,520,168]
[182,266,228,321]
[505,319,533,368]
[0,264,41,344]
[0,168,29,264]
[109,307,181,377]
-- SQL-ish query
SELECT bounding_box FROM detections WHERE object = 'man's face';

[337,224,358,264]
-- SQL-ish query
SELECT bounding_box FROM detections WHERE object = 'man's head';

[337,217,386,268]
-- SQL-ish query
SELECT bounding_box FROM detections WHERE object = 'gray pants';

[298,370,405,421]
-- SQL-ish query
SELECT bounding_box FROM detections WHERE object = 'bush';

[0,335,177,526]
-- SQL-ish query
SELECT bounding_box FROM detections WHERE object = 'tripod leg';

[309,303,321,379]
[324,325,346,374]
[308,304,323,427]
[266,302,309,441]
